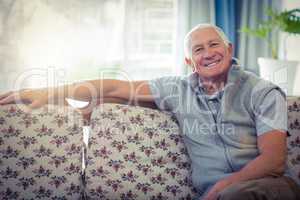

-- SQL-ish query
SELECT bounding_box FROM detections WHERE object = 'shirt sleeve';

[254,88,287,136]
[148,76,181,111]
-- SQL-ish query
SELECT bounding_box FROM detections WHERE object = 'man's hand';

[203,178,232,200]
[0,88,49,109]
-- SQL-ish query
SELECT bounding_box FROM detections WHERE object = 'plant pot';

[258,57,299,96]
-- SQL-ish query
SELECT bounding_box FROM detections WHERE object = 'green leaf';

[278,9,300,34]
[239,7,300,59]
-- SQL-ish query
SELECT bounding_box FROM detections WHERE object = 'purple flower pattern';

[287,97,300,184]
[0,105,83,199]
[0,97,299,199]
[86,103,197,199]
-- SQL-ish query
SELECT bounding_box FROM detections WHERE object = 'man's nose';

[202,48,214,59]
[203,49,214,59]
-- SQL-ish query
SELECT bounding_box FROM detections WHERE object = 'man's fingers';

[0,92,26,105]
[0,94,16,105]
[0,91,13,100]
[0,90,47,108]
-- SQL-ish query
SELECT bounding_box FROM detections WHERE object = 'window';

[13,0,176,87]
[123,0,175,80]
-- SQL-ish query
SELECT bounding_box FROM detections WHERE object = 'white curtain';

[174,0,215,75]
[0,0,214,92]
[236,0,282,74]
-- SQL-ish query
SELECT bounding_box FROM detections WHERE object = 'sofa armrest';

[0,104,84,199]
[287,97,300,184]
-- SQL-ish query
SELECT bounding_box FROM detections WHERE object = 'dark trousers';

[217,176,300,200]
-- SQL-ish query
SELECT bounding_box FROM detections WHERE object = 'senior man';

[1,24,299,200]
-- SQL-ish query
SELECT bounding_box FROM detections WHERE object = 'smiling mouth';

[203,59,221,67]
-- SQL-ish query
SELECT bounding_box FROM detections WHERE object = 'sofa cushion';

[0,104,84,200]
[287,97,300,184]
[86,104,196,200]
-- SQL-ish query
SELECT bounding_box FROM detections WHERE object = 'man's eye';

[195,48,204,52]
[210,43,219,47]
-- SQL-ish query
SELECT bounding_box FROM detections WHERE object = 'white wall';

[282,0,300,95]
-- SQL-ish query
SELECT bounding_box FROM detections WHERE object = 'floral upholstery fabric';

[85,104,197,200]
[287,96,300,184]
[0,97,299,200]
[0,105,84,200]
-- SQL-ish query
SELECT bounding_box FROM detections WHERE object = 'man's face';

[186,28,233,81]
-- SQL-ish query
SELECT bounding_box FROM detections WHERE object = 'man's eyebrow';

[208,39,221,43]
[192,39,222,49]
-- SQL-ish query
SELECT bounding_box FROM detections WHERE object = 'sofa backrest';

[85,103,197,200]
[1,96,299,199]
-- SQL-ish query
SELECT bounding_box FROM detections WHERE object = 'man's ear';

[228,43,233,55]
[185,57,192,66]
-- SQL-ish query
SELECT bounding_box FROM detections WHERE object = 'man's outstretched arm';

[0,79,156,109]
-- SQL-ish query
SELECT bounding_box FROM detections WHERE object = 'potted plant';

[241,8,300,95]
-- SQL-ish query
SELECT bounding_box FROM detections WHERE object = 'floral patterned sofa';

[0,105,84,199]
[0,96,300,200]
[287,96,300,185]
[84,104,196,200]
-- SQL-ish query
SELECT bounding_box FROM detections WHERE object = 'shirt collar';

[226,58,242,87]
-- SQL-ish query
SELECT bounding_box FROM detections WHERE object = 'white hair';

[184,24,230,59]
